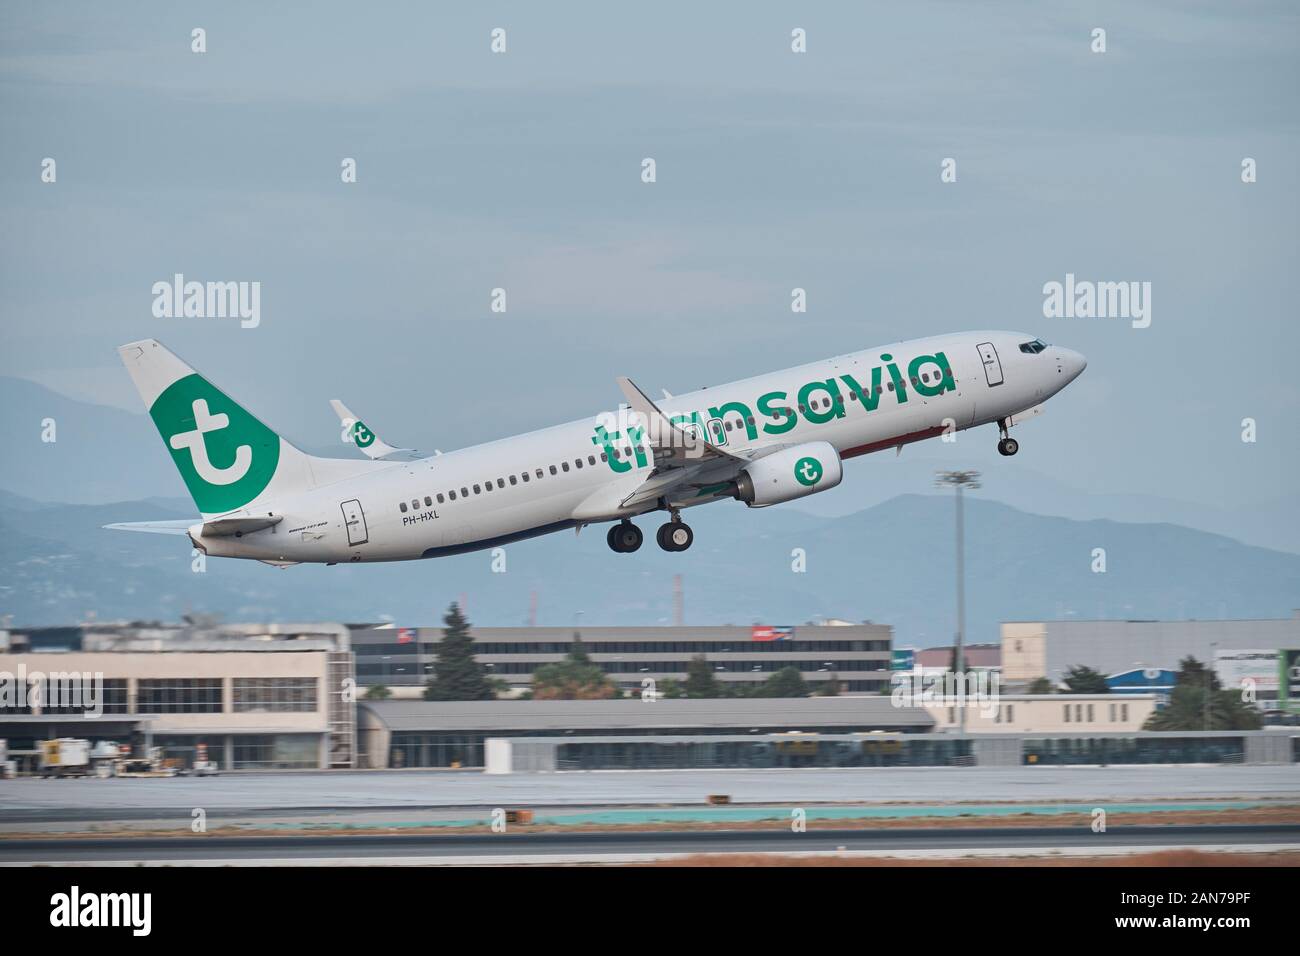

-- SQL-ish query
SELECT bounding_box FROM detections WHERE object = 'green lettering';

[797,379,844,425]
[757,390,796,435]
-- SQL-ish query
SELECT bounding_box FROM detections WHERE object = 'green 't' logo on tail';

[149,374,280,513]
[794,456,823,486]
[349,421,376,448]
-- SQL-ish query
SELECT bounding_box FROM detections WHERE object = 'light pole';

[935,469,981,736]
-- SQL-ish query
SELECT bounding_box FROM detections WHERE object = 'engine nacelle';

[735,441,843,508]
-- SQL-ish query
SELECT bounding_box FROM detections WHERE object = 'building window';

[1063,705,1070,722]
[231,734,319,770]
[232,677,318,713]
[137,679,223,714]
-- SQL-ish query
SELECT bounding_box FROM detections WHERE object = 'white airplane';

[107,332,1085,565]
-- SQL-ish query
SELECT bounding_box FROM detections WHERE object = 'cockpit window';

[1019,339,1049,354]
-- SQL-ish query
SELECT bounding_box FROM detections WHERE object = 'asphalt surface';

[4,765,1298,821]
[3,824,1297,865]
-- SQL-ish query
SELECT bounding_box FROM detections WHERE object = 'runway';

[3,824,1297,866]
[4,765,1298,822]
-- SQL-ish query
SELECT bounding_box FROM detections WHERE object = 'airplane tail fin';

[117,339,346,518]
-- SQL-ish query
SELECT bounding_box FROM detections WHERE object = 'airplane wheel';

[610,522,642,553]
[607,525,623,552]
[998,437,1019,457]
[657,522,694,552]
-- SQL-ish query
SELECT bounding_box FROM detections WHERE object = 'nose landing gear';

[997,418,1019,456]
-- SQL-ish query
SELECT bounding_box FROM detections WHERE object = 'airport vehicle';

[107,332,1085,563]
[39,738,90,778]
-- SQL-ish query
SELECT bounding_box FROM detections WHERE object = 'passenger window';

[600,452,607,462]
[574,458,582,469]
[887,382,894,391]
[437,493,445,503]
[561,461,570,472]
[411,499,419,509]
[497,479,505,489]
[509,475,517,486]
[588,455,596,465]
[549,465,557,475]
[536,469,543,479]
[461,487,469,497]
[399,502,408,513]
[724,420,732,431]
[521,472,529,482]
[910,377,918,386]
[473,484,481,494]
[449,490,456,501]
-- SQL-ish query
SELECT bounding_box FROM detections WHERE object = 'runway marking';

[7,844,1299,867]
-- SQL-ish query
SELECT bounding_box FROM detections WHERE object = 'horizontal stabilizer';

[201,515,282,537]
[105,515,282,538]
[103,519,196,536]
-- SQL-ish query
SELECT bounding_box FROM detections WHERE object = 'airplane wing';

[613,378,753,509]
[616,377,746,469]
[329,400,422,460]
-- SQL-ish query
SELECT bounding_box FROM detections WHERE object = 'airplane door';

[977,342,1004,387]
[341,499,368,546]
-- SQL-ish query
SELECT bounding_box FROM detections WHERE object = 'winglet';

[330,399,410,459]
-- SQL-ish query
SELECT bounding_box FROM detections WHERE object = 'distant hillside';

[1,491,1297,643]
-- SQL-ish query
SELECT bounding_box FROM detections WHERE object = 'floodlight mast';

[935,470,982,737]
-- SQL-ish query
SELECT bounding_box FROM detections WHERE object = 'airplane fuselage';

[189,330,1085,564]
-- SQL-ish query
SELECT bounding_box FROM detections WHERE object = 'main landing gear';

[656,518,694,553]
[997,418,1019,457]
[606,515,695,553]
[607,520,643,553]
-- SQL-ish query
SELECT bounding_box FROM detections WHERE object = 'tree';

[815,673,843,696]
[754,666,810,698]
[1026,677,1054,695]
[685,654,724,698]
[423,603,496,701]
[1144,656,1261,731]
[1062,664,1110,694]
[1173,656,1220,692]
[531,633,619,700]
[364,684,392,700]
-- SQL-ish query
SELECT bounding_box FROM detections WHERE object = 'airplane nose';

[1059,348,1087,381]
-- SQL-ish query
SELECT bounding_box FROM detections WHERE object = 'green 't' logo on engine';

[350,421,376,448]
[794,456,823,486]
[149,373,280,513]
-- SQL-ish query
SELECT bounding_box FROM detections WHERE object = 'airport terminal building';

[0,622,356,772]
[1001,615,1300,711]
[350,621,893,695]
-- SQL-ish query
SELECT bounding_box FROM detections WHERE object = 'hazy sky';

[2,1,1297,517]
